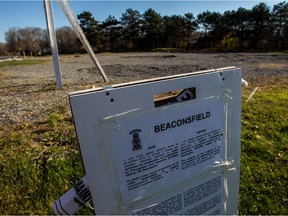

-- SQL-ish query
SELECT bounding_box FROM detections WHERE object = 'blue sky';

[0,0,283,43]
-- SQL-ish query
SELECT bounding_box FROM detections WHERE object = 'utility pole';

[43,0,63,90]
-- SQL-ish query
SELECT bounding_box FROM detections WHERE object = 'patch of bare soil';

[0,52,287,127]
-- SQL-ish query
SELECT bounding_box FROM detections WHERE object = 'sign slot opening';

[154,87,196,107]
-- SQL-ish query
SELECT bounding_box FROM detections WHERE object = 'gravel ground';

[0,52,287,127]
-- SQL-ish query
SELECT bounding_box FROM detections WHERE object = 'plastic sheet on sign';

[68,67,242,215]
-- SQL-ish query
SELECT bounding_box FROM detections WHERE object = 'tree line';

[2,1,288,56]
[2,26,82,56]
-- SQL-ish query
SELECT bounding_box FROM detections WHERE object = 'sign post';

[43,0,63,90]
[68,67,242,214]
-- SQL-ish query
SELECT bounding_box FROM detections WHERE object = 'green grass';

[0,110,93,215]
[0,84,287,214]
[239,85,288,214]
[48,112,63,128]
[0,59,48,67]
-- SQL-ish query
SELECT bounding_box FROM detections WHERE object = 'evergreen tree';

[183,13,198,50]
[77,11,100,51]
[101,15,121,51]
[250,3,271,49]
[223,8,252,50]
[197,11,222,48]
[142,8,164,49]
[271,1,288,49]
[162,15,186,48]
[120,8,142,50]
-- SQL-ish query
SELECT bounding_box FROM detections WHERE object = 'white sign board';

[69,67,242,215]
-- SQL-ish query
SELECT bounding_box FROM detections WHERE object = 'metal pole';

[57,0,109,83]
[43,0,63,89]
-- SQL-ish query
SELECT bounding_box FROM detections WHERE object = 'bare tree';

[5,27,20,57]
[38,29,50,54]
[0,42,7,56]
[56,26,81,53]
[18,27,42,57]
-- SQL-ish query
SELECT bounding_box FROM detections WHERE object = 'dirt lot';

[0,52,287,127]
